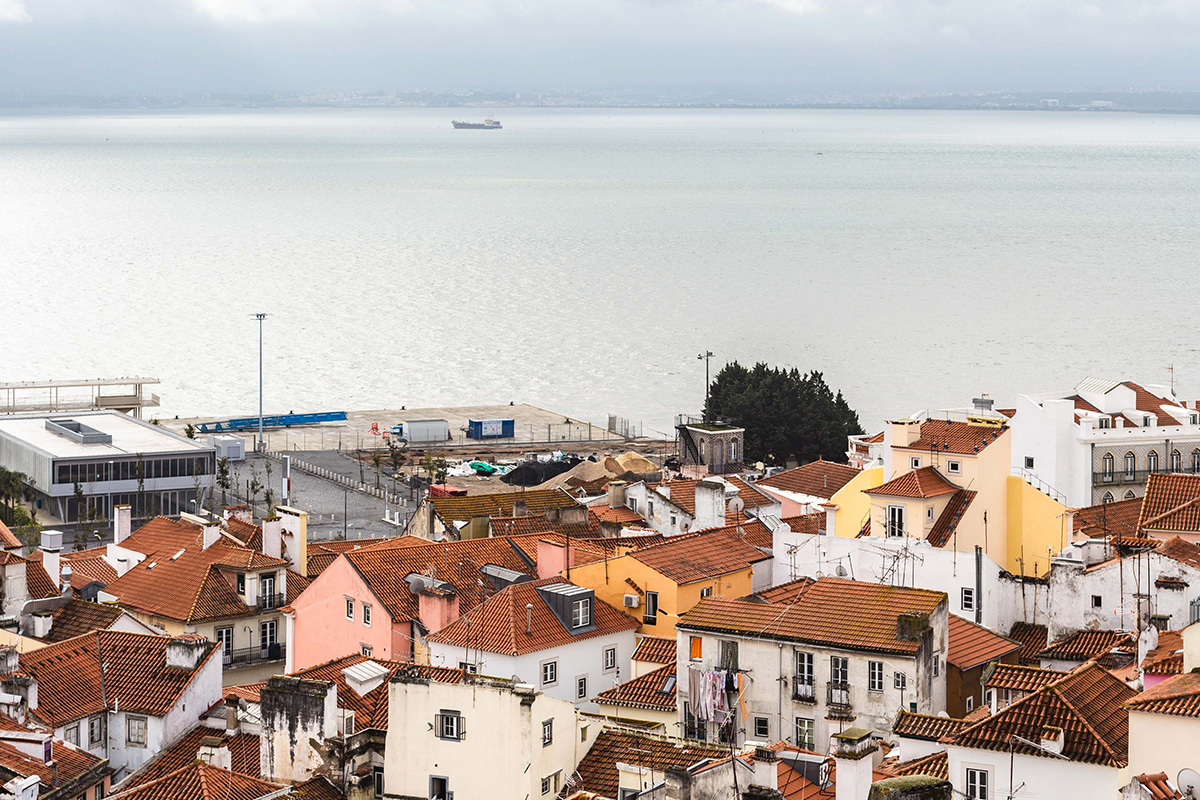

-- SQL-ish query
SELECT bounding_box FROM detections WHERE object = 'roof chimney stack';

[526,603,533,635]
[39,531,62,589]
[114,504,132,545]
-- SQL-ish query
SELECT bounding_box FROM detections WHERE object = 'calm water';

[4,107,1200,435]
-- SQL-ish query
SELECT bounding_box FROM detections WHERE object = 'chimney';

[59,562,72,596]
[198,736,233,770]
[897,612,930,642]
[165,635,208,670]
[890,419,922,449]
[599,520,621,539]
[693,480,726,530]
[417,586,460,634]
[1040,725,1064,755]
[261,515,282,560]
[536,539,574,579]
[275,506,308,577]
[30,612,52,640]
[225,505,252,523]
[868,776,952,800]
[833,728,878,800]
[182,512,221,550]
[114,504,132,545]
[513,499,529,517]
[225,694,241,735]
[526,603,533,635]
[259,677,338,784]
[0,647,19,675]
[39,532,62,588]
[607,481,627,508]
[560,505,587,527]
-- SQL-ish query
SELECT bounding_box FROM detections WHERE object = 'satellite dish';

[835,565,848,577]
[728,496,745,515]
[1178,769,1200,798]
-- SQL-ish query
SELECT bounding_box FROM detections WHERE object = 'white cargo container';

[402,419,450,444]
[207,433,246,462]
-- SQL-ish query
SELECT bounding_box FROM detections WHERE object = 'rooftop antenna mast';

[252,312,270,453]
[698,350,715,421]
[1169,363,1176,395]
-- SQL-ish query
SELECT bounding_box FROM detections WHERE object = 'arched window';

[1103,492,1114,503]
[1192,449,1200,473]
[1124,490,1137,499]
[729,438,739,462]
[1123,452,1136,480]
[1148,450,1159,473]
[1102,453,1114,481]
[1172,449,1182,472]
[698,438,706,465]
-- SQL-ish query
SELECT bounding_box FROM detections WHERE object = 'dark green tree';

[705,362,864,464]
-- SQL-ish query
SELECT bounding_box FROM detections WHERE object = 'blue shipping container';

[467,418,515,439]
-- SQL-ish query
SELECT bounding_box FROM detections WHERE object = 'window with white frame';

[911,457,921,469]
[643,591,659,626]
[458,661,478,674]
[88,715,103,746]
[629,497,639,513]
[1099,417,1111,429]
[126,715,147,747]
[1102,453,1114,479]
[700,586,712,598]
[603,646,617,671]
[830,655,848,685]
[795,651,814,686]
[795,717,814,750]
[648,500,655,516]
[961,587,975,612]
[345,597,355,620]
[868,661,884,692]
[965,767,989,799]
[894,671,907,690]
[572,597,592,628]
[64,724,79,746]
[436,710,464,740]
[541,777,551,795]
[1149,451,1160,472]
[361,644,373,657]
[576,675,587,700]
[363,603,372,626]
[1124,452,1136,479]
[933,658,940,677]
[541,660,558,686]
[966,696,975,712]
[754,717,769,739]
[1173,449,1183,471]
[925,505,934,522]
[542,718,554,747]
[947,460,961,475]
[886,505,906,538]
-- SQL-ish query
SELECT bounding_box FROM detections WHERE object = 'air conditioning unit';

[623,594,640,608]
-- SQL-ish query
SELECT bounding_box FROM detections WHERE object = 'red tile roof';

[0,519,20,550]
[107,760,280,800]
[1126,672,1200,718]
[44,599,128,642]
[20,631,218,726]
[896,419,1007,455]
[927,490,976,548]
[28,549,119,592]
[426,578,638,656]
[677,578,945,656]
[292,776,347,800]
[1139,473,1200,534]
[1127,382,1188,426]
[632,636,676,665]
[0,714,107,794]
[751,577,816,604]
[947,614,1020,670]
[488,513,600,540]
[984,663,1066,693]
[428,488,581,524]
[593,664,677,711]
[865,467,961,500]
[1036,629,1136,664]
[756,460,861,499]
[780,513,824,535]
[589,504,646,526]
[1008,622,1049,664]
[117,727,261,790]
[629,529,769,584]
[947,663,1134,766]
[1074,496,1144,540]
[570,729,727,799]
[1132,773,1183,800]
[892,711,968,741]
[1142,630,1184,676]
[24,559,59,600]
[886,750,948,780]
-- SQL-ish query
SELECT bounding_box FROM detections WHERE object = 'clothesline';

[686,665,751,724]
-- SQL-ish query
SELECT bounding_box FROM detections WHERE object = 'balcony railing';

[706,461,744,476]
[1093,466,1200,485]
[793,681,816,703]
[827,682,853,718]
[256,593,286,611]
[224,643,286,667]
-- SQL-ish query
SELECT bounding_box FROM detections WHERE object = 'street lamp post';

[253,313,269,453]
[697,351,714,421]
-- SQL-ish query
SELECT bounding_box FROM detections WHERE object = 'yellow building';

[566,529,768,637]
[825,417,1068,577]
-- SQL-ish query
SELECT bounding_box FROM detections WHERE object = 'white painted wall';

[427,630,636,712]
[945,743,1120,800]
[1127,709,1200,782]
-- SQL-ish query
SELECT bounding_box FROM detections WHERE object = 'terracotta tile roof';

[1126,672,1200,718]
[119,516,205,556]
[1036,629,1136,664]
[570,729,728,799]
[589,504,646,526]
[926,490,977,548]
[685,513,776,550]
[594,664,677,711]
[751,577,816,604]
[892,711,968,741]
[652,479,700,515]
[0,736,106,793]
[24,559,59,600]
[1008,622,1049,664]
[984,663,1066,693]
[107,760,280,800]
[677,578,945,655]
[756,460,861,499]
[1132,773,1183,800]
[303,537,398,579]
[21,630,218,727]
[1155,536,1200,569]
[1142,630,1184,675]
[291,776,346,800]
[299,654,464,730]
[779,513,824,535]
[1073,496,1144,540]
[778,746,894,800]
[725,477,777,509]
[865,467,961,500]
[28,548,119,591]
[118,727,261,790]
[629,529,769,584]
[489,513,600,540]
[896,419,1007,455]
[428,488,581,524]
[1139,473,1200,534]
[946,663,1134,766]
[632,636,676,665]
[426,578,638,657]
[947,614,1020,670]
[1127,382,1188,426]
[886,750,948,780]
[43,599,128,643]
[0,519,20,550]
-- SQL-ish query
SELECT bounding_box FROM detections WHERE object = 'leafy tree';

[371,451,383,490]
[184,423,196,439]
[704,362,864,465]
[216,457,231,506]
[388,441,408,475]
[9,504,41,550]
[248,465,263,515]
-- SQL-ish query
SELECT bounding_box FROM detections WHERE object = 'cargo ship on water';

[451,118,502,129]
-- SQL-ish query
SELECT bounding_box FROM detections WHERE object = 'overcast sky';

[2,0,1199,95]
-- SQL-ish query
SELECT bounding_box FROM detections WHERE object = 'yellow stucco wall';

[1006,476,1070,578]
[567,556,752,637]
[831,465,884,537]
[0,630,44,653]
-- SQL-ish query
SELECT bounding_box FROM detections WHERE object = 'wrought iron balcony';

[256,592,286,611]
[223,642,286,667]
[793,681,816,703]
[1093,466,1200,485]
[827,682,853,718]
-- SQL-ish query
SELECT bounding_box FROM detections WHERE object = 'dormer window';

[1191,415,1198,425]
[1143,416,1152,428]
[571,598,591,628]
[1098,417,1111,429]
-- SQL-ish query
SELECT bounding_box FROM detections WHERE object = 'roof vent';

[44,418,112,445]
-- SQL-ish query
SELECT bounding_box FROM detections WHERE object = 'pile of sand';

[613,451,657,473]
[537,458,617,490]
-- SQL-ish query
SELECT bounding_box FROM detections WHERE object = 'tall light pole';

[253,313,269,453]
[698,351,714,421]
